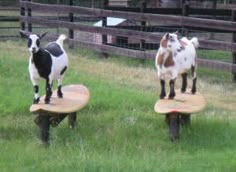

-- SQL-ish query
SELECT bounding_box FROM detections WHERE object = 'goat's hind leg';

[57,67,67,98]
[45,78,53,104]
[191,65,197,94]
[181,73,187,93]
[57,76,64,98]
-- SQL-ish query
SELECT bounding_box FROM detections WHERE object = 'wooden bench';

[30,84,90,144]
[154,89,206,142]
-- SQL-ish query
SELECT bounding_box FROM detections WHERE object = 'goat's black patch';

[36,39,40,47]
[45,43,63,57]
[32,49,52,79]
[60,66,67,75]
[28,38,32,48]
[34,85,39,93]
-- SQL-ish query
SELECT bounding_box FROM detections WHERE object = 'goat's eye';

[36,39,40,46]
[28,39,32,48]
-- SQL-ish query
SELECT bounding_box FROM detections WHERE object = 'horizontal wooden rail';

[69,39,236,73]
[0,16,19,22]
[20,16,236,53]
[20,1,236,32]
[0,7,18,11]
[45,35,236,73]
[107,7,232,16]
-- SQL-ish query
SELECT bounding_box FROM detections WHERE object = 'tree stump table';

[30,84,90,144]
[154,90,206,142]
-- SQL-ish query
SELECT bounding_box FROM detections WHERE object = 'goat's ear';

[165,33,169,40]
[19,30,30,39]
[39,32,48,39]
[174,31,178,34]
[174,31,179,37]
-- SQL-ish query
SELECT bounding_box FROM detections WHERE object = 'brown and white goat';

[155,32,199,99]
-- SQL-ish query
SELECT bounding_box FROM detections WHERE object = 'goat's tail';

[190,37,199,48]
[56,34,67,47]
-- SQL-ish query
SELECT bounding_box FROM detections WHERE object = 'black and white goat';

[20,31,68,104]
[155,32,199,99]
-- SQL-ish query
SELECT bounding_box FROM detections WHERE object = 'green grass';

[198,49,232,63]
[0,40,236,172]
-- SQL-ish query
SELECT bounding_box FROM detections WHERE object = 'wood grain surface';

[154,90,206,114]
[30,84,90,114]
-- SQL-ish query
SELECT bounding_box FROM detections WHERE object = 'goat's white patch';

[28,34,40,53]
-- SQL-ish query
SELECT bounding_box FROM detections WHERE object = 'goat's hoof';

[57,92,63,98]
[168,93,176,99]
[191,88,196,94]
[181,88,186,93]
[159,92,166,99]
[33,98,40,104]
[44,98,50,104]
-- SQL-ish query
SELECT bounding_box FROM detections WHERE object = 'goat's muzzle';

[32,47,36,53]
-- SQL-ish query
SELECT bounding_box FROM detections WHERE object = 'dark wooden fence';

[19,0,236,81]
[0,7,19,39]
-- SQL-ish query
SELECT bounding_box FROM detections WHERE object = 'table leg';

[180,113,191,126]
[36,113,50,144]
[50,113,67,127]
[68,112,77,129]
[166,113,180,142]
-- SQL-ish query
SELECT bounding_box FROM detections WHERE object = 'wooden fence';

[0,7,19,39]
[19,0,236,80]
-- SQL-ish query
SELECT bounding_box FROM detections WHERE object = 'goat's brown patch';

[156,53,174,67]
[156,53,164,66]
[164,53,175,67]
[179,40,187,49]
[160,36,168,48]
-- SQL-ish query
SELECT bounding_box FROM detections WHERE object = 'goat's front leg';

[45,78,53,104]
[160,79,166,99]
[191,65,197,94]
[169,79,176,99]
[31,77,40,104]
[181,73,187,93]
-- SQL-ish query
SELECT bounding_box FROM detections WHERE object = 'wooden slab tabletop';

[30,84,90,114]
[154,90,206,114]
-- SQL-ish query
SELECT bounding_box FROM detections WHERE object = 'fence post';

[232,10,236,82]
[69,0,74,48]
[20,0,25,32]
[140,1,146,51]
[27,0,32,32]
[101,0,108,58]
[91,0,94,8]
[102,0,108,45]
[182,2,189,35]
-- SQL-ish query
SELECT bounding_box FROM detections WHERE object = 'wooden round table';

[30,84,90,144]
[154,90,206,141]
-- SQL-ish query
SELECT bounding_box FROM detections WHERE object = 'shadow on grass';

[179,118,236,151]
[0,126,36,141]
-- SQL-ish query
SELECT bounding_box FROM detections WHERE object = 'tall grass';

[0,40,236,172]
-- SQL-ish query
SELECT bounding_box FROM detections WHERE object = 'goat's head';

[159,32,180,54]
[20,30,47,54]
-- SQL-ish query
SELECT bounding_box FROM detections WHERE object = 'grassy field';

[0,40,236,172]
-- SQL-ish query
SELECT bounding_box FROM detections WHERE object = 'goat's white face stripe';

[28,34,40,53]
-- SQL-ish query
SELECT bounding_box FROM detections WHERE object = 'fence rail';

[20,16,236,53]
[19,0,236,80]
